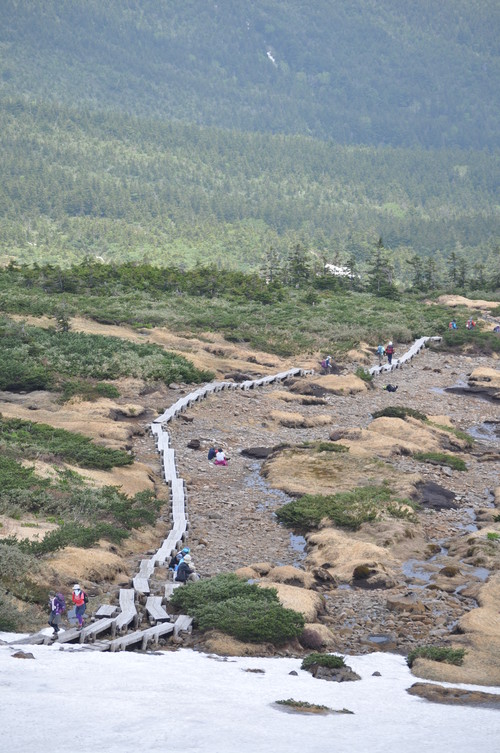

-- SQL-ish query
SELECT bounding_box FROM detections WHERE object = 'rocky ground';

[2,310,500,682]
[149,347,500,661]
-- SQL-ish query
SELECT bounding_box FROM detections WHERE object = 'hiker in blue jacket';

[168,546,190,571]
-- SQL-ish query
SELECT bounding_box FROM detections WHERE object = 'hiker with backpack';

[320,355,333,374]
[377,344,385,365]
[168,546,190,572]
[48,592,65,636]
[385,341,395,365]
[174,554,200,584]
[72,584,88,629]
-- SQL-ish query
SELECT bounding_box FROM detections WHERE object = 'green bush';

[195,596,305,644]
[407,646,466,668]
[16,521,129,557]
[301,653,345,670]
[276,485,415,531]
[413,452,467,471]
[372,406,427,421]
[170,573,304,645]
[60,380,120,402]
[314,442,349,454]
[355,367,373,383]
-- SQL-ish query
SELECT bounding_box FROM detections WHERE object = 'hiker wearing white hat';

[72,584,88,629]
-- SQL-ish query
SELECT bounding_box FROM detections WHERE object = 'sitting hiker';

[168,546,190,571]
[175,554,200,583]
[214,448,228,466]
[207,446,217,461]
[48,592,66,635]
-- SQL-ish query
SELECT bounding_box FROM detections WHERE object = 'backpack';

[83,592,89,605]
[321,359,327,369]
[56,595,66,613]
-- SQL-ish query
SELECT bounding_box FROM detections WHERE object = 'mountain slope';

[1,0,498,148]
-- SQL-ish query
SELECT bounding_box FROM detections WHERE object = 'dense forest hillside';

[1,0,498,150]
[1,99,498,278]
[0,2,498,279]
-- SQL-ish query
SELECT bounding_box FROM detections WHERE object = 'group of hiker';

[376,341,395,365]
[47,555,201,637]
[168,546,200,583]
[48,584,88,636]
[449,318,477,330]
[208,446,229,466]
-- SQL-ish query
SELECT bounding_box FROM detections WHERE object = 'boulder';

[468,367,500,399]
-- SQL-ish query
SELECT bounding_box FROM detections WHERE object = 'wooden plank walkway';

[95,604,119,619]
[114,589,138,633]
[108,621,175,652]
[145,596,171,623]
[79,617,117,643]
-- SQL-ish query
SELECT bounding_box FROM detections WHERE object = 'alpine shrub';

[406,646,466,668]
[301,653,345,670]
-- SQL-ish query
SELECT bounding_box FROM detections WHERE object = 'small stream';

[245,461,307,566]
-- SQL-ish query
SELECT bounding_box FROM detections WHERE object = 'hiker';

[72,584,87,629]
[494,325,500,333]
[214,448,228,466]
[175,554,200,584]
[168,546,190,571]
[320,355,333,374]
[208,447,217,462]
[377,344,385,365]
[466,318,476,330]
[48,592,65,636]
[385,341,395,365]
[449,319,457,330]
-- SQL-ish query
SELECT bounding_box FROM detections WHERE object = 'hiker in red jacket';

[385,341,395,365]
[72,584,87,629]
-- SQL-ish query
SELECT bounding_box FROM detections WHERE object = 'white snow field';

[1,637,499,753]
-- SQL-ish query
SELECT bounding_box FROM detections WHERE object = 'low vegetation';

[407,646,466,668]
[274,699,333,714]
[311,441,349,454]
[1,263,499,359]
[301,653,346,670]
[169,573,305,644]
[372,406,427,421]
[0,416,133,470]
[0,315,214,394]
[413,452,467,471]
[276,485,418,531]
[424,421,474,448]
